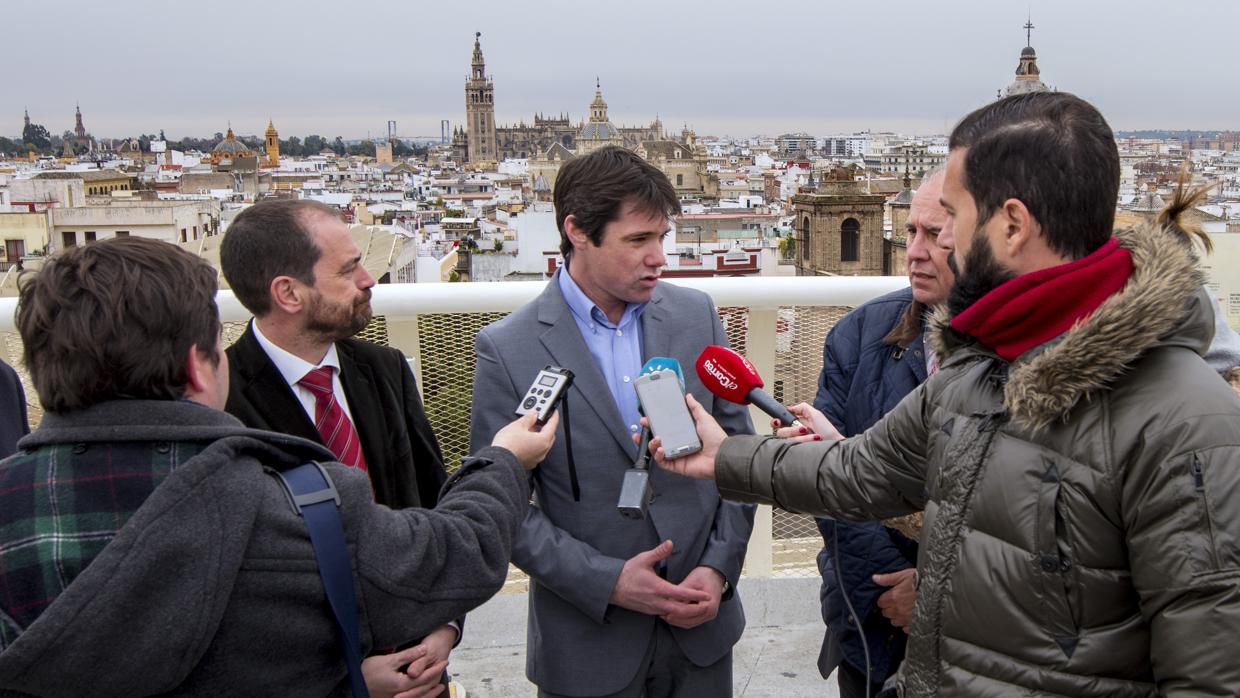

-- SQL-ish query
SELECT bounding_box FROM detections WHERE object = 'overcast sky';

[8,0,1239,141]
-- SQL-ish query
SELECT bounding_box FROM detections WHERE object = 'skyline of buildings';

[3,17,1237,298]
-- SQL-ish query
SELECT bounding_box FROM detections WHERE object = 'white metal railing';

[0,275,909,578]
[0,276,906,330]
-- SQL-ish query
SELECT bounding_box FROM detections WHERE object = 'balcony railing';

[0,275,907,580]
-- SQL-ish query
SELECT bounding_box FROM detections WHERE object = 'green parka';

[717,220,1240,697]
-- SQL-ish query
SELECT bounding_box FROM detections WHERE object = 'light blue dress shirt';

[558,268,646,438]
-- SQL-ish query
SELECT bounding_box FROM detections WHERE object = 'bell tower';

[465,32,497,165]
[74,102,87,140]
[588,78,608,123]
[264,118,280,167]
[1004,16,1050,96]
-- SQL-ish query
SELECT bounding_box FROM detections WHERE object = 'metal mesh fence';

[415,312,507,472]
[355,316,390,347]
[222,321,249,350]
[718,306,748,356]
[767,305,854,577]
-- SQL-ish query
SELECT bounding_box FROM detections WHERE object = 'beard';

[305,287,373,341]
[946,234,1017,319]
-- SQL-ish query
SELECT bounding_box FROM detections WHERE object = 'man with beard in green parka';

[650,92,1240,697]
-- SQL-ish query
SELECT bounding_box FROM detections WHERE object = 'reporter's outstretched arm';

[708,383,933,522]
[343,436,536,650]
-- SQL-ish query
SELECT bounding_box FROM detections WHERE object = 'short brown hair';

[949,92,1118,260]
[554,146,680,257]
[17,237,221,413]
[220,199,344,315]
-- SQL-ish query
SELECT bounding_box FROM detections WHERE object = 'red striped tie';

[298,366,369,472]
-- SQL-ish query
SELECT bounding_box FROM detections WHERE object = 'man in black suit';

[219,199,457,698]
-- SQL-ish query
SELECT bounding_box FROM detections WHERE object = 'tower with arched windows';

[1004,17,1050,97]
[465,32,497,165]
[263,119,280,168]
[791,168,885,276]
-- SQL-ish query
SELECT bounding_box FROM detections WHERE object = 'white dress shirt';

[251,321,356,424]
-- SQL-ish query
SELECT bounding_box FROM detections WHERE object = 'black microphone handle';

[746,388,800,428]
[634,425,652,470]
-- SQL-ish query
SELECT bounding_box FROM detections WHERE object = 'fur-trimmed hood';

[930,220,1210,430]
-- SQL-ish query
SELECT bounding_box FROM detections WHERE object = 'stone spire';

[74,102,87,139]
[464,32,496,164]
[23,108,30,129]
[264,118,280,168]
[589,78,609,123]
[471,31,486,81]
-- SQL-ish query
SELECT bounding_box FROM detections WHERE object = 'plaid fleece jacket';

[0,439,205,648]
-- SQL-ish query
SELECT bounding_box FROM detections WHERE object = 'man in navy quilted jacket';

[813,169,950,698]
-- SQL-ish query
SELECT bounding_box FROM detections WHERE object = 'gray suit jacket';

[469,271,755,696]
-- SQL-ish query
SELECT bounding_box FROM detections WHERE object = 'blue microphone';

[640,356,684,387]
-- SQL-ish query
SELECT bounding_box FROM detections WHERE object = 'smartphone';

[633,369,702,459]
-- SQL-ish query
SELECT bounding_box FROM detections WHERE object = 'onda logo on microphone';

[701,359,739,391]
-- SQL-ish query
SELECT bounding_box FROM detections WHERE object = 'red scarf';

[950,237,1134,361]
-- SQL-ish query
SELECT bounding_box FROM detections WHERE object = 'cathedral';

[454,34,669,164]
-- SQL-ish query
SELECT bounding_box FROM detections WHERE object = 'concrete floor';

[446,577,842,698]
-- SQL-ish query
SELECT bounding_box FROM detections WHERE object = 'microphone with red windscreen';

[695,345,800,428]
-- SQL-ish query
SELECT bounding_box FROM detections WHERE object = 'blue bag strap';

[273,461,369,698]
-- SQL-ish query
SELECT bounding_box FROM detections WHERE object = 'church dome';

[214,139,248,154]
[213,127,250,154]
[580,121,620,141]
[1021,46,1036,57]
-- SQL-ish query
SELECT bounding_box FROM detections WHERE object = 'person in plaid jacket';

[0,236,555,696]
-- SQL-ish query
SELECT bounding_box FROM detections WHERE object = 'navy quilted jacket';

[814,287,924,681]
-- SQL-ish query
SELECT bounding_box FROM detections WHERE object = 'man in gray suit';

[469,146,755,697]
